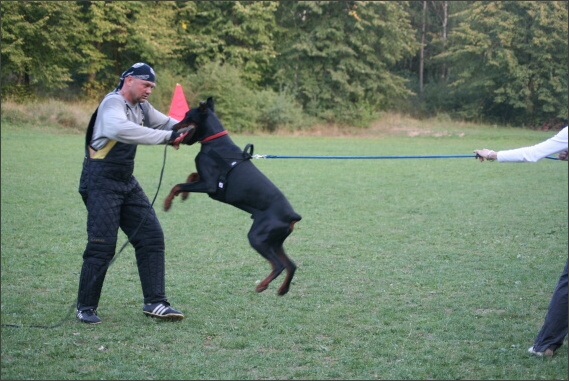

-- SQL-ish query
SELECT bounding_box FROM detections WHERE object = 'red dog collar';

[200,130,228,143]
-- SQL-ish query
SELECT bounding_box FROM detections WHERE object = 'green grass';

[1,121,567,380]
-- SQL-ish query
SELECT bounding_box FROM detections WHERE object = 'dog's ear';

[198,100,208,113]
[206,97,214,112]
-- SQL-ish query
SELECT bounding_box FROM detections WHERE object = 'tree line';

[1,1,567,131]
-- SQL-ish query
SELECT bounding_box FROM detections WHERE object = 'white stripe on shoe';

[153,304,168,315]
[143,303,184,320]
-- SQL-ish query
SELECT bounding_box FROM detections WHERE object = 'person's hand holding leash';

[473,148,497,162]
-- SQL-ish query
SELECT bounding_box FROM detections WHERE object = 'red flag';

[168,83,189,121]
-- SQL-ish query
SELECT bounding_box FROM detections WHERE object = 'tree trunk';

[419,0,426,97]
[441,1,448,81]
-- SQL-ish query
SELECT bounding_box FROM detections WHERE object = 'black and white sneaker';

[77,309,101,324]
[143,302,184,321]
[528,346,554,357]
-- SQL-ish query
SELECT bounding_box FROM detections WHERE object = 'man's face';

[124,76,155,103]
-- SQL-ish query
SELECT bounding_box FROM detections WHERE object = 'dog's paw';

[163,199,172,211]
[277,284,290,296]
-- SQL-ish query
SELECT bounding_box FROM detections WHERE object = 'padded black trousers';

[77,159,167,311]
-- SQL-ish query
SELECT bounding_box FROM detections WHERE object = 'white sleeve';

[497,127,568,162]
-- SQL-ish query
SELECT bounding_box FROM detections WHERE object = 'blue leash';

[253,154,559,160]
[254,154,474,159]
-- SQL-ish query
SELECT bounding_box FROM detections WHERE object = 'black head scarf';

[115,62,156,91]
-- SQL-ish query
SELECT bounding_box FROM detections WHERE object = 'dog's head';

[172,97,224,145]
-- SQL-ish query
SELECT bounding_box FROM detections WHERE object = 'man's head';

[116,62,156,104]
[116,63,156,90]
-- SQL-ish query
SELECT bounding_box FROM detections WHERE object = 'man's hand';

[473,148,496,162]
[558,150,568,161]
[168,127,194,150]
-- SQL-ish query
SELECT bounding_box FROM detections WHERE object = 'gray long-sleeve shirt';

[90,91,179,151]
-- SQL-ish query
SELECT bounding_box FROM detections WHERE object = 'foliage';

[0,2,87,95]
[176,1,279,89]
[1,1,567,128]
[438,1,568,127]
[181,61,260,133]
[273,1,417,124]
[402,1,470,118]
[255,89,309,132]
[75,1,183,99]
[178,61,313,133]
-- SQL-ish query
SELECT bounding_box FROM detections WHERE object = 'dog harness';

[206,143,254,201]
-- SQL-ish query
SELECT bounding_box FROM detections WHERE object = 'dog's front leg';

[164,185,183,211]
[180,172,200,201]
[164,170,218,211]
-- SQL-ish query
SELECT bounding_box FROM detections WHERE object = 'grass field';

[1,120,567,380]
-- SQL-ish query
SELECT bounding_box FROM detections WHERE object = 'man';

[474,126,568,357]
[77,62,191,324]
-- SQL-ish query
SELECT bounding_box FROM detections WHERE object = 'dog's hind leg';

[275,246,297,296]
[180,172,199,201]
[255,256,285,293]
[248,223,285,293]
[249,219,299,295]
[274,220,299,295]
[254,246,296,295]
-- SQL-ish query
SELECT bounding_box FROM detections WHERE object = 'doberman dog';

[164,97,301,296]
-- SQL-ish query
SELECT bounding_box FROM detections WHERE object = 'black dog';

[164,97,301,295]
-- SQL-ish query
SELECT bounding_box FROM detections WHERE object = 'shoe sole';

[77,319,101,325]
[143,311,184,321]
